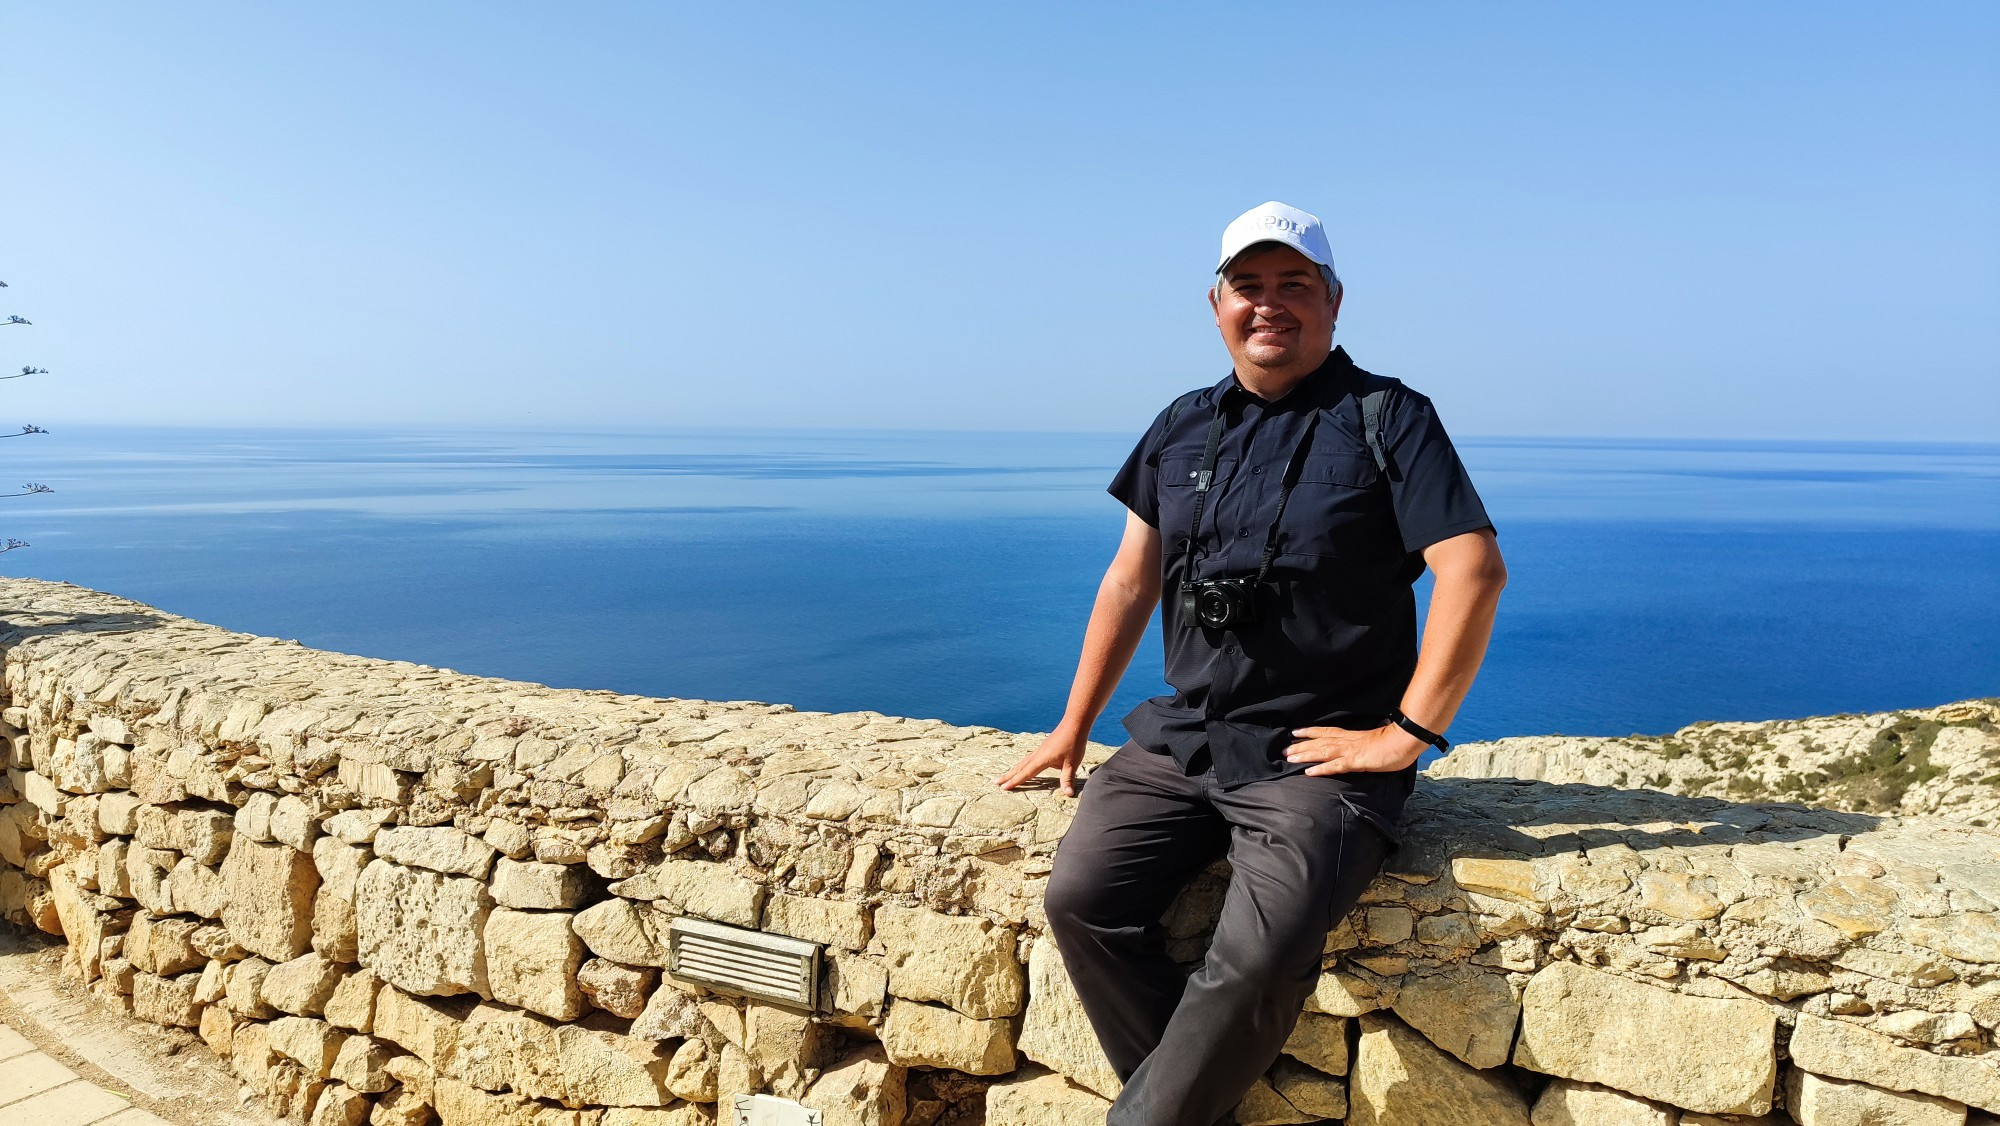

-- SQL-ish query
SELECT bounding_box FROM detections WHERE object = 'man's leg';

[1044,744,1229,1080]
[1107,774,1390,1126]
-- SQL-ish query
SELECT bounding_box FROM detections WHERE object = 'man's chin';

[1239,343,1298,368]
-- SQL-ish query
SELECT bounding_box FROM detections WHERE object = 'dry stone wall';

[2,576,1998,1126]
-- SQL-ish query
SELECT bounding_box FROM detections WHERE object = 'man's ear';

[1330,285,1344,321]
[1209,283,1221,321]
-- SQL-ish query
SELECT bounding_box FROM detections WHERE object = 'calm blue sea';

[3,426,1996,749]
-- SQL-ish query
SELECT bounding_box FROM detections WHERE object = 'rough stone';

[1786,1068,1969,1126]
[572,898,670,968]
[872,904,1024,1019]
[376,827,499,881]
[223,836,322,962]
[879,1000,1016,1075]
[608,858,763,928]
[763,892,870,950]
[355,859,492,997]
[491,858,592,909]
[1791,1012,2000,1113]
[484,907,586,1020]
[1531,1079,1678,1126]
[1270,1057,1346,1120]
[1391,963,1519,1069]
[1280,1011,1349,1077]
[1350,1013,1532,1126]
[575,959,653,1019]
[1234,1075,1314,1125]
[803,1044,905,1126]
[985,1069,1114,1126]
[132,969,205,1027]
[663,1039,717,1104]
[1514,960,1776,1116]
[1018,937,1120,1099]
[265,952,347,1016]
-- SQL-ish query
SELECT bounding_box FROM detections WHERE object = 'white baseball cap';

[1216,201,1339,290]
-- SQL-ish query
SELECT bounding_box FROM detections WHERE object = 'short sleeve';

[1383,390,1494,553]
[1107,403,1176,527]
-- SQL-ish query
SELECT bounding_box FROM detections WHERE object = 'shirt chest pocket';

[1281,454,1392,558]
[1158,454,1237,547]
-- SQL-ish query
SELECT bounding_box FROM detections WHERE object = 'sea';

[3,425,1996,751]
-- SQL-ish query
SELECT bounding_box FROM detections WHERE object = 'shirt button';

[1222,644,1238,655]
[1251,466,1262,474]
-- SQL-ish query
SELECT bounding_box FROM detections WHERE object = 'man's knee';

[1044,849,1114,936]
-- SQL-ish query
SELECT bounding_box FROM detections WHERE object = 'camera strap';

[1183,397,1321,582]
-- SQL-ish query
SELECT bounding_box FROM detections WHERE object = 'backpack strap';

[1355,373,1404,481]
[1162,387,1207,431]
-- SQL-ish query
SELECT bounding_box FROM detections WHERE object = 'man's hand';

[1285,723,1427,776]
[996,728,1089,796]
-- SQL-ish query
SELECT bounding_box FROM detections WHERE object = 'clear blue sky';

[6,3,1996,438]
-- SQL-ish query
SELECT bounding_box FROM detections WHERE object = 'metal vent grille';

[669,915,821,1009]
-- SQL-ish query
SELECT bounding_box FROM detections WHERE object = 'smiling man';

[998,201,1506,1124]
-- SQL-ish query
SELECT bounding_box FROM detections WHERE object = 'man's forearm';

[1056,570,1160,734]
[1399,553,1506,739]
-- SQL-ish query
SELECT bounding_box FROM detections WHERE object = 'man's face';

[1209,243,1341,373]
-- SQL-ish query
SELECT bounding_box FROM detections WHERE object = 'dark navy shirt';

[1107,346,1494,843]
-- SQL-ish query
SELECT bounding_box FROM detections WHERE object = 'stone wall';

[1,576,1997,1126]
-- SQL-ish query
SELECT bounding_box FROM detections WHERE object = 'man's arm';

[1286,527,1506,773]
[996,509,1162,795]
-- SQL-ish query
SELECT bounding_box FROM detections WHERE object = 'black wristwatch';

[1389,709,1449,752]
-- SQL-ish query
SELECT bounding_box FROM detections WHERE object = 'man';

[996,201,1506,1125]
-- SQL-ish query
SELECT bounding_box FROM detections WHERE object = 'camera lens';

[1197,588,1233,627]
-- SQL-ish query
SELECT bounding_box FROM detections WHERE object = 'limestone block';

[133,969,205,1027]
[98,792,142,835]
[879,1000,1015,1075]
[803,1044,905,1126]
[1305,970,1380,1019]
[310,1084,374,1126]
[576,959,654,1019]
[325,969,380,1033]
[600,1111,712,1126]
[1792,1012,2000,1113]
[826,952,887,1028]
[1787,1068,1968,1126]
[573,898,672,968]
[271,1014,350,1077]
[1270,1057,1346,1119]
[484,908,586,1020]
[128,912,205,976]
[172,857,228,919]
[356,859,492,997]
[51,733,113,793]
[764,893,870,951]
[315,837,374,898]
[1281,1011,1349,1077]
[196,958,229,1003]
[985,1069,1115,1126]
[1018,938,1120,1099]
[432,1077,598,1126]
[331,1035,399,1093]
[1350,1013,1532,1126]
[340,758,412,805]
[228,957,280,1017]
[266,952,346,1016]
[1531,1079,1677,1125]
[271,796,321,852]
[315,885,361,963]
[95,839,132,897]
[631,981,709,1042]
[238,792,278,842]
[872,904,1024,1019]
[127,843,178,914]
[1392,963,1521,1069]
[1906,913,2000,965]
[21,769,64,815]
[491,858,592,909]
[551,1024,678,1107]
[372,986,459,1072]
[608,858,764,928]
[370,1087,436,1126]
[1514,960,1776,1116]
[744,1001,833,1092]
[375,827,498,880]
[664,1038,718,1103]
[48,863,123,981]
[1235,1075,1314,1125]
[223,836,322,962]
[201,1003,241,1057]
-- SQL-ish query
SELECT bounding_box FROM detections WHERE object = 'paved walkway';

[0,1018,172,1126]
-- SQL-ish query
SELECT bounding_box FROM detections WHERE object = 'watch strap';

[1390,709,1450,752]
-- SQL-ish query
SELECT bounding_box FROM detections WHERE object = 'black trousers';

[1044,743,1390,1126]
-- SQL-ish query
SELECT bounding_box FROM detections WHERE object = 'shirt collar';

[1216,346,1357,410]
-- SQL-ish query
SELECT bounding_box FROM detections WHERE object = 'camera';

[1180,577,1264,629]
